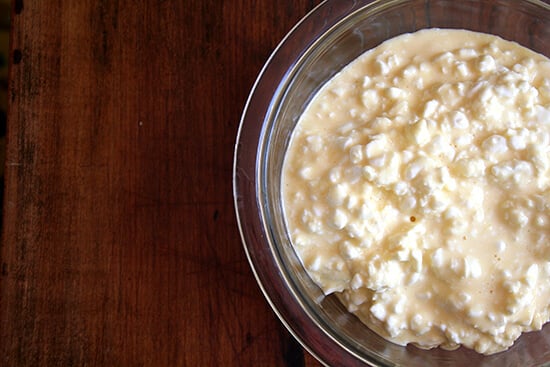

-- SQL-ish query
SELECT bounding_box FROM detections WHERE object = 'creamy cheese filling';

[282,29,550,355]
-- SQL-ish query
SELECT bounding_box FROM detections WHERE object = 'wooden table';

[0,1,323,365]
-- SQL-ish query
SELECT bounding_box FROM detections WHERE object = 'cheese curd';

[282,29,550,355]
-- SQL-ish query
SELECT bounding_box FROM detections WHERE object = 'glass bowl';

[233,0,550,366]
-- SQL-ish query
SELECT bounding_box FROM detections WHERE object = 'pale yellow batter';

[282,29,550,354]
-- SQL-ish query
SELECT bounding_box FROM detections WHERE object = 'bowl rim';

[233,1,377,365]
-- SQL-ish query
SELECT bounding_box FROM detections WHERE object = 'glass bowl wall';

[234,0,550,365]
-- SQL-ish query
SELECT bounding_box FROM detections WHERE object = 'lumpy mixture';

[282,29,550,354]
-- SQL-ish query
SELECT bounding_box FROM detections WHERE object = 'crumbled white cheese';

[283,29,550,356]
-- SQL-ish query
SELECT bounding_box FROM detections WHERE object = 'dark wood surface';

[0,1,323,366]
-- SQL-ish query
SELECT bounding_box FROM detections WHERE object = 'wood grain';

[0,1,322,366]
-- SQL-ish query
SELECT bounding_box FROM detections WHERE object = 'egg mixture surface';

[282,29,550,354]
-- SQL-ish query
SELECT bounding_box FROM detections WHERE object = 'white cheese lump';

[282,29,550,355]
